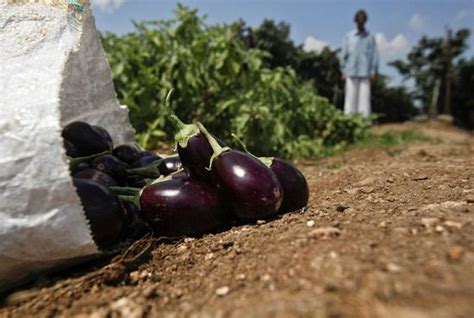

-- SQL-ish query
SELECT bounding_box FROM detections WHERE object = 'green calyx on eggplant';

[197,122,283,220]
[164,89,225,181]
[231,133,309,213]
[62,121,113,157]
[127,159,162,179]
[73,179,126,249]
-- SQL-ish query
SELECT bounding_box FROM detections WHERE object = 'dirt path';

[1,121,473,318]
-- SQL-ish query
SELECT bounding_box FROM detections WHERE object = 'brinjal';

[140,150,158,158]
[164,90,224,181]
[73,169,118,187]
[130,155,161,169]
[139,177,228,236]
[231,134,309,214]
[198,123,283,220]
[112,144,143,164]
[266,158,309,213]
[62,121,113,156]
[126,175,149,188]
[91,155,128,185]
[120,200,150,238]
[73,179,126,249]
[71,162,90,175]
[64,140,80,158]
[158,155,182,175]
[92,125,113,146]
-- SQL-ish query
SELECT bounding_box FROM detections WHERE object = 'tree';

[390,28,470,119]
[101,5,370,158]
[244,19,416,121]
[246,19,300,69]
[452,57,474,128]
[371,75,418,122]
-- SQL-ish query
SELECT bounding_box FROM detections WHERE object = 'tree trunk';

[429,79,441,118]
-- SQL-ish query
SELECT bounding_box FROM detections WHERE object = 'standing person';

[340,9,379,117]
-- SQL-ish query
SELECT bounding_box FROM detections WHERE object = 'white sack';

[0,0,135,291]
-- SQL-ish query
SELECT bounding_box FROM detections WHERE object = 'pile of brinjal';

[64,91,308,250]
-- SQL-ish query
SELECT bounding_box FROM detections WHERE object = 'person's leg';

[344,77,359,115]
[358,77,371,117]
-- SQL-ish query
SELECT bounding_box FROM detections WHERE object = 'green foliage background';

[101,5,370,158]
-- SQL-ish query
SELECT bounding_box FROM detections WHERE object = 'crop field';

[2,120,473,318]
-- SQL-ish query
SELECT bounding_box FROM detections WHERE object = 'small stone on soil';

[306,220,315,227]
[308,227,341,239]
[412,175,429,181]
[336,204,349,212]
[215,286,230,296]
[386,263,402,273]
[444,220,463,229]
[466,194,474,203]
[447,245,465,262]
[421,217,439,229]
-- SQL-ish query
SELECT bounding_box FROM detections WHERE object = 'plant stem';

[127,159,163,178]
[118,194,141,210]
[165,88,186,131]
[110,186,142,196]
[231,133,250,153]
[197,122,231,169]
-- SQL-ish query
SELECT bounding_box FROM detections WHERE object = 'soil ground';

[1,120,473,318]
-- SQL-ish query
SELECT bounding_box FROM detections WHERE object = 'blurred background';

[90,0,474,157]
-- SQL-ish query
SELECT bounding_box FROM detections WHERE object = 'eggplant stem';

[231,133,250,153]
[197,122,231,169]
[230,133,273,167]
[164,88,185,131]
[110,186,142,196]
[164,88,200,148]
[118,194,141,210]
[127,159,163,178]
[68,150,110,169]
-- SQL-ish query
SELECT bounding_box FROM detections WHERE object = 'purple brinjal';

[64,140,80,158]
[73,169,118,187]
[197,123,283,220]
[158,155,182,175]
[140,150,159,158]
[92,125,113,146]
[91,155,128,185]
[130,154,162,169]
[112,144,143,164]
[263,158,309,213]
[164,89,224,182]
[120,200,150,239]
[62,121,113,156]
[126,175,149,188]
[73,179,126,249]
[139,177,228,236]
[71,162,90,175]
[230,134,309,214]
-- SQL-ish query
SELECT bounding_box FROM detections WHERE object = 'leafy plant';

[101,5,370,158]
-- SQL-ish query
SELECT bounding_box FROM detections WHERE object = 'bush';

[101,5,370,159]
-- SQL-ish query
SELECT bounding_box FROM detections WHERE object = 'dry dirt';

[1,120,473,318]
